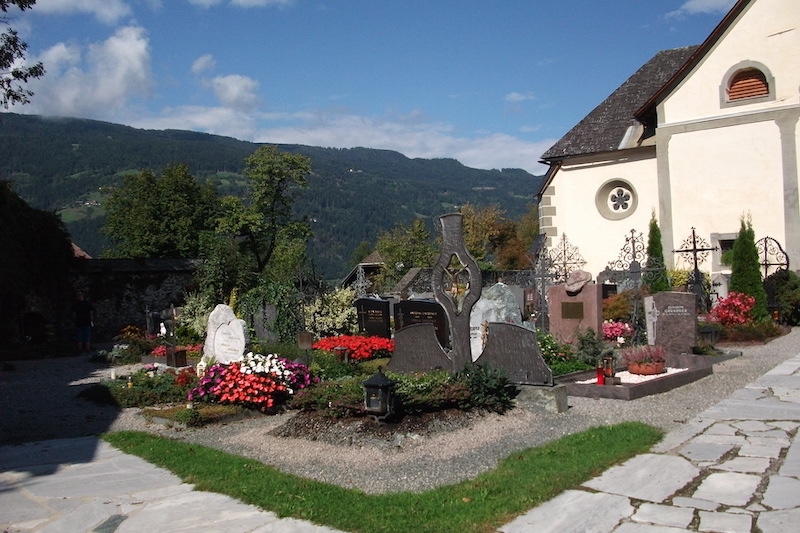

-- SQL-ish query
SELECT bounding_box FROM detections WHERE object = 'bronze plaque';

[561,302,584,319]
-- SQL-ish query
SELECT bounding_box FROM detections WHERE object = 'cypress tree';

[729,218,768,320]
[644,213,670,292]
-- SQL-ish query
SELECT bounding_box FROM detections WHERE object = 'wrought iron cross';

[549,233,587,284]
[756,236,790,279]
[673,227,717,312]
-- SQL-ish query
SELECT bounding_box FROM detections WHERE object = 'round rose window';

[596,179,637,220]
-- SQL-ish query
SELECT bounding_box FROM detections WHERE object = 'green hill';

[0,112,542,277]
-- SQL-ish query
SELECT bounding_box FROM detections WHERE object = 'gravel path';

[2,328,797,494]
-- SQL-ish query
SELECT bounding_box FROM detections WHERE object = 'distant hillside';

[0,113,542,277]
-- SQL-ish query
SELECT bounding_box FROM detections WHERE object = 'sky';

[6,0,737,174]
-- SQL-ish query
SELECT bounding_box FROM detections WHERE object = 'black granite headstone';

[354,297,391,338]
[394,299,449,348]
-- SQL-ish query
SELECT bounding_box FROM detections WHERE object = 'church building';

[539,0,799,294]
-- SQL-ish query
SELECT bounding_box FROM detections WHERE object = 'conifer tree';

[729,218,768,320]
[644,213,670,292]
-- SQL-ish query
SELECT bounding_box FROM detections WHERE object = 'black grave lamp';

[362,367,396,419]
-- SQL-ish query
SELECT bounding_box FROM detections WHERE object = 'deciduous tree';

[104,164,219,258]
[1,1,44,108]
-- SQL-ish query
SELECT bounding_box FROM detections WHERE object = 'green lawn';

[104,422,661,533]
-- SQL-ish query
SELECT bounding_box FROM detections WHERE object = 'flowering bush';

[210,362,288,411]
[189,363,227,402]
[304,287,358,338]
[602,320,634,342]
[150,345,168,357]
[188,352,316,412]
[620,345,666,365]
[312,335,395,361]
[709,291,756,326]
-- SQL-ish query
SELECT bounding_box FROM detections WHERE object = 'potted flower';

[620,345,666,375]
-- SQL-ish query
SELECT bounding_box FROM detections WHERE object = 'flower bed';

[312,335,394,361]
[190,352,316,412]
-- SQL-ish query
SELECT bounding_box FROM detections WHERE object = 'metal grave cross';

[673,227,717,313]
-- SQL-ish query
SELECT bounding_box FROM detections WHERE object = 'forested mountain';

[0,113,542,277]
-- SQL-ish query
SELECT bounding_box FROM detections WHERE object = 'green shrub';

[547,359,594,376]
[288,378,364,417]
[574,329,610,366]
[644,214,670,293]
[536,330,592,376]
[359,357,392,375]
[455,364,518,414]
[105,370,193,407]
[388,370,468,414]
[536,330,573,361]
[720,319,783,342]
[177,291,213,339]
[174,407,204,427]
[763,269,800,325]
[603,292,632,321]
[309,350,360,380]
[729,219,768,320]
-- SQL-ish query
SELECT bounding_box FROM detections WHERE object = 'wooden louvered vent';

[728,69,769,101]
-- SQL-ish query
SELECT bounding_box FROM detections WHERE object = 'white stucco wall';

[666,121,785,268]
[660,0,800,126]
[548,148,658,277]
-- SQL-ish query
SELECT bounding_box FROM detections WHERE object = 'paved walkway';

[0,437,340,532]
[3,351,799,532]
[501,353,800,533]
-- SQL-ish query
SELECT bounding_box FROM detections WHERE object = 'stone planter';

[627,361,666,375]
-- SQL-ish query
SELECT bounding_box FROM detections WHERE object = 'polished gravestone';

[354,297,391,338]
[394,299,449,348]
[645,291,696,355]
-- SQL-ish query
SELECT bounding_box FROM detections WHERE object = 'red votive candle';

[596,366,606,385]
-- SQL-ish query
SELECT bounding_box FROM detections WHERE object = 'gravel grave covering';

[1,328,797,494]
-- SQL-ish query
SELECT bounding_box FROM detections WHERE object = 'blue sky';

[8,0,736,173]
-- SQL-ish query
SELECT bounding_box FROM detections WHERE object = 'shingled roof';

[541,46,699,161]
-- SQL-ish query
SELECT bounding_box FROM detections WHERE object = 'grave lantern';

[362,367,395,417]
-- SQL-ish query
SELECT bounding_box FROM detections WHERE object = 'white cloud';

[253,111,553,173]
[667,0,736,18]
[132,105,259,139]
[191,54,216,74]
[18,26,151,118]
[187,0,222,7]
[504,91,535,103]
[209,74,260,109]
[35,0,132,24]
[131,106,551,173]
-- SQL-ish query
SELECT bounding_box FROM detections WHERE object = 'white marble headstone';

[469,282,533,361]
[203,304,248,364]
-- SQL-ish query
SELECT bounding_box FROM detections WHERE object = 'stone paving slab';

[0,438,342,532]
[692,472,761,507]
[631,503,693,528]
[761,475,800,509]
[499,490,633,533]
[502,351,800,533]
[583,454,699,503]
[697,510,751,533]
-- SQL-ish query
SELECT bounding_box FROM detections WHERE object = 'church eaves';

[541,46,699,162]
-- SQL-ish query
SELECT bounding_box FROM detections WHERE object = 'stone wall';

[72,258,198,340]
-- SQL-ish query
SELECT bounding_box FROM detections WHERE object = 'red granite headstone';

[547,282,603,344]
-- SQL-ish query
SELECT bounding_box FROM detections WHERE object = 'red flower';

[312,335,394,360]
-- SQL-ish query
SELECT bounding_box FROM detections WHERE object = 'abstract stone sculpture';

[431,213,483,371]
[389,213,553,385]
